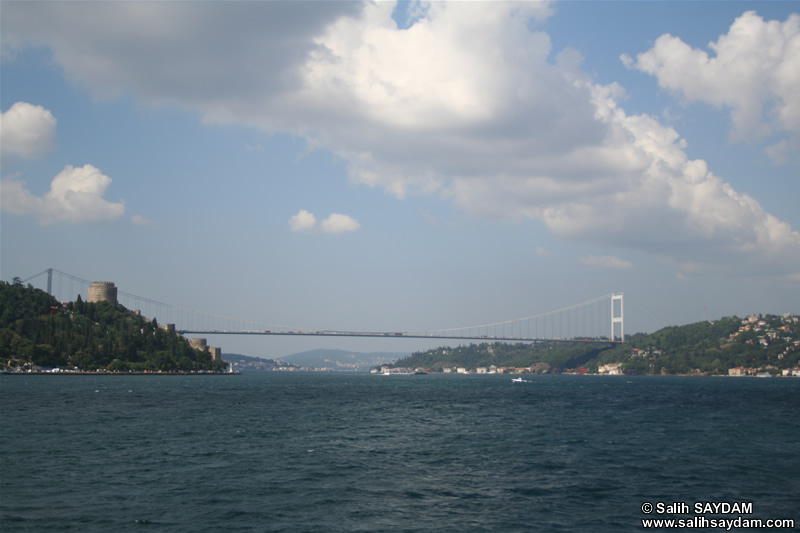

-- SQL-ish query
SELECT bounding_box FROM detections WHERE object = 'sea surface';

[1,373,798,532]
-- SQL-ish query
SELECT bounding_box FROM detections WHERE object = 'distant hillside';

[280,349,404,372]
[222,353,298,372]
[391,314,800,375]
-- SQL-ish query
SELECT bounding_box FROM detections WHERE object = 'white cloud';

[294,2,599,201]
[302,2,554,131]
[289,209,317,234]
[764,138,799,166]
[320,213,360,234]
[3,3,798,277]
[0,101,57,159]
[578,255,633,269]
[130,214,154,227]
[624,11,800,143]
[1,2,362,108]
[289,209,360,234]
[1,164,125,225]
[538,83,800,275]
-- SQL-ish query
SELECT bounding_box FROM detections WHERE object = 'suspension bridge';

[20,268,625,344]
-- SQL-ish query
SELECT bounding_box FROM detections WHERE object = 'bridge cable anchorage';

[22,269,623,343]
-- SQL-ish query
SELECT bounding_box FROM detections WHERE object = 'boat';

[511,377,529,383]
[383,368,414,375]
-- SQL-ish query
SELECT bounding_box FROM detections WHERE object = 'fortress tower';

[188,338,208,351]
[188,338,222,361]
[88,281,118,305]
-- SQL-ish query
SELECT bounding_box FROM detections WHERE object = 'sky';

[1,1,799,359]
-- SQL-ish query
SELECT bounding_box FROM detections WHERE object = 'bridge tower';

[611,293,624,342]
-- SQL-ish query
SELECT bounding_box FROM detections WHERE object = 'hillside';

[391,314,800,375]
[222,353,300,372]
[223,352,340,372]
[1,280,228,372]
[280,348,404,372]
[392,341,612,373]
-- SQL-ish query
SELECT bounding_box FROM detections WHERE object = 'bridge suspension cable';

[400,293,622,342]
[18,269,624,343]
[20,269,293,332]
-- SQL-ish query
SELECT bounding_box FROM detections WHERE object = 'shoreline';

[1,371,240,376]
[5,370,795,378]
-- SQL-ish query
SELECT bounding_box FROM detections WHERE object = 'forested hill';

[392,314,800,375]
[1,280,228,372]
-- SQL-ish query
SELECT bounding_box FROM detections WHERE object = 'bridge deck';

[24,271,624,344]
[175,330,620,343]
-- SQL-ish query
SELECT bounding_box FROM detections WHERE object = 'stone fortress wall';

[188,337,222,361]
[88,281,118,305]
[88,281,222,362]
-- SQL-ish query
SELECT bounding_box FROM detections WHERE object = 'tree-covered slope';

[392,314,800,375]
[393,341,615,372]
[597,315,800,374]
[1,280,227,372]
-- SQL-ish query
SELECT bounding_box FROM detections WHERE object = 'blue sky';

[2,1,799,359]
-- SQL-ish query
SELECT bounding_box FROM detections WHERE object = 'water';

[1,373,798,532]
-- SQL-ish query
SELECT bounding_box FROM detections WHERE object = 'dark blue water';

[1,373,798,532]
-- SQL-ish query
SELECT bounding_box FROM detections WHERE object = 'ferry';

[383,368,414,375]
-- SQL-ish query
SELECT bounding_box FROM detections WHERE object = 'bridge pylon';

[611,293,624,342]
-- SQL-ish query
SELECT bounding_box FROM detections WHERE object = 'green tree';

[1,282,228,372]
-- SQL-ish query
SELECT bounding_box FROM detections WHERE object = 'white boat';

[511,377,529,383]
[383,369,414,375]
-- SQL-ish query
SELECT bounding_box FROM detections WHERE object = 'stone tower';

[88,281,118,305]
[189,338,208,351]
